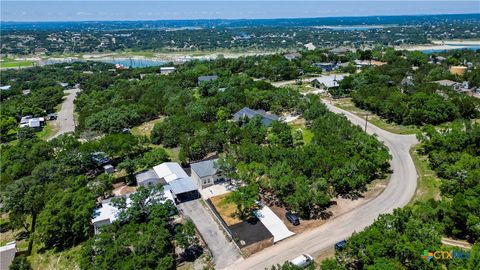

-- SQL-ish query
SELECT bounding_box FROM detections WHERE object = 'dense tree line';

[322,122,480,269]
[346,50,480,126]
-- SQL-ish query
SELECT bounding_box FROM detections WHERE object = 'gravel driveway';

[49,88,80,140]
[178,200,241,269]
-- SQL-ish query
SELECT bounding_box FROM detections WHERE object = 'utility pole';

[364,113,368,132]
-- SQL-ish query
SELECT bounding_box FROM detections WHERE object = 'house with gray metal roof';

[233,107,280,127]
[191,158,222,189]
[197,75,218,85]
[135,169,164,186]
[153,162,199,202]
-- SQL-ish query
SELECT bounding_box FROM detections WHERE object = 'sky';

[1,1,479,22]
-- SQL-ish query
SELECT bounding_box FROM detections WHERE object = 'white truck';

[289,254,313,268]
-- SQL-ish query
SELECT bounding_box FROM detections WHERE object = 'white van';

[289,254,313,268]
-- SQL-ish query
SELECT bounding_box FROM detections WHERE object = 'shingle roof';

[232,107,279,126]
[191,158,219,178]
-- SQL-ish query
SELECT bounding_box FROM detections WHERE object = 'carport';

[254,203,295,243]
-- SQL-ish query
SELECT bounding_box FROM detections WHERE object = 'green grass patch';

[29,244,82,270]
[334,98,419,135]
[409,145,441,204]
[0,58,34,68]
[163,147,180,163]
[37,124,58,141]
[131,117,164,137]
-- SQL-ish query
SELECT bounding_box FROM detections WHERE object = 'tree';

[36,186,96,250]
[224,184,259,220]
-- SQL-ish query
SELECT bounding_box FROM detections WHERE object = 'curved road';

[227,101,418,270]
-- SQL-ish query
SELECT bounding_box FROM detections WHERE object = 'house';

[330,47,350,55]
[19,116,45,129]
[135,169,164,186]
[0,242,17,270]
[313,62,337,72]
[401,76,415,90]
[354,60,386,68]
[91,190,175,234]
[153,162,199,202]
[0,85,12,91]
[197,75,218,85]
[233,107,280,126]
[58,82,69,88]
[160,67,176,75]
[283,52,302,61]
[434,80,472,93]
[103,164,115,175]
[22,89,31,95]
[191,158,222,189]
[311,74,345,90]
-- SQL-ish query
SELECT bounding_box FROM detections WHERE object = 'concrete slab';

[254,203,295,243]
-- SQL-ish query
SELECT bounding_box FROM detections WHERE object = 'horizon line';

[2,12,479,24]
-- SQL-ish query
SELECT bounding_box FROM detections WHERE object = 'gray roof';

[135,169,161,185]
[198,75,219,83]
[191,158,219,178]
[168,178,197,195]
[0,242,16,270]
[233,107,279,126]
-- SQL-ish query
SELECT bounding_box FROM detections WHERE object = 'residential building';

[19,116,45,129]
[283,52,302,61]
[160,66,176,75]
[311,74,345,90]
[153,162,199,201]
[0,85,12,91]
[197,75,218,85]
[233,107,280,126]
[135,169,164,186]
[91,190,175,234]
[313,62,337,72]
[191,158,222,189]
[0,242,16,270]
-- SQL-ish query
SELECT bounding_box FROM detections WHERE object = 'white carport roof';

[153,162,189,183]
[254,203,295,243]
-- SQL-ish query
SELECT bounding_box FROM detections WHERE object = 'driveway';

[178,200,241,269]
[227,101,418,269]
[49,88,80,140]
[254,203,294,243]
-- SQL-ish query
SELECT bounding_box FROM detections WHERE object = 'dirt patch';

[269,178,388,234]
[111,184,137,196]
[209,193,242,226]
[131,117,164,137]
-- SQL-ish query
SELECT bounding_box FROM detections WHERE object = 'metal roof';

[135,169,160,185]
[168,178,198,195]
[153,162,189,183]
[232,107,279,126]
[0,242,16,270]
[191,158,219,178]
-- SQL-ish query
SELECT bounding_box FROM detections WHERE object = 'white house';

[190,158,222,189]
[92,189,175,234]
[135,169,163,186]
[19,116,45,129]
[160,67,176,75]
[0,85,12,91]
[153,162,199,201]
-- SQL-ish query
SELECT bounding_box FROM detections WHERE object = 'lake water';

[98,58,167,68]
[39,58,167,68]
[421,45,480,54]
[317,25,384,31]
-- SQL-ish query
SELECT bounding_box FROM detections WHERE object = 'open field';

[0,58,35,68]
[331,98,420,135]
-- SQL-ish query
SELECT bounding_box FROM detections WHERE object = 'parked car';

[335,240,347,251]
[289,254,313,268]
[46,113,57,120]
[285,211,300,226]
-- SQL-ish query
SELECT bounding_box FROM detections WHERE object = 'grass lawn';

[210,193,242,226]
[333,98,419,135]
[37,124,59,141]
[28,244,82,270]
[0,58,34,68]
[409,145,441,204]
[163,147,180,163]
[131,117,164,137]
[288,118,314,144]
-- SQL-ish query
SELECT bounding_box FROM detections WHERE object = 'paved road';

[227,101,419,270]
[178,200,241,269]
[49,88,80,140]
